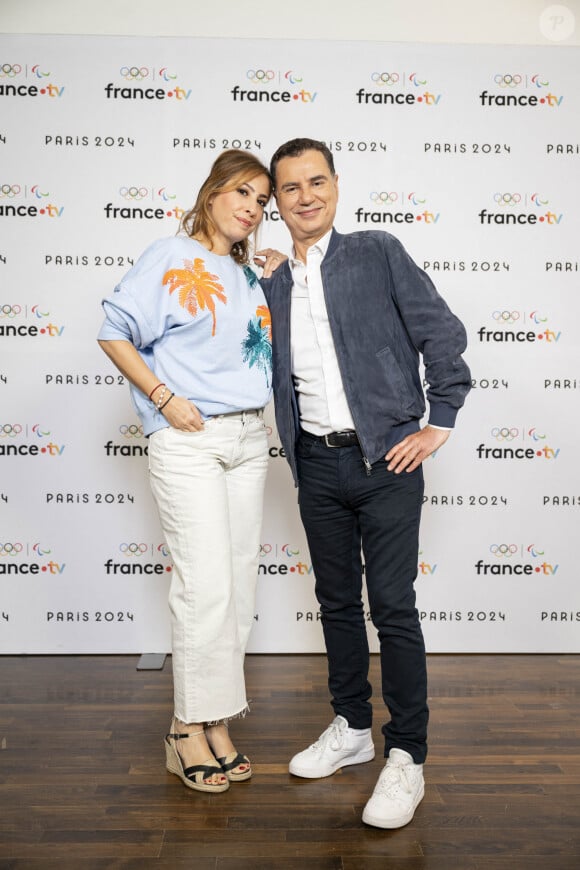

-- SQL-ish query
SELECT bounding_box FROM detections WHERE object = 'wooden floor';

[1,654,580,869]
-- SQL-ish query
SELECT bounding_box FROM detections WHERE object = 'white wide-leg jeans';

[148,410,268,724]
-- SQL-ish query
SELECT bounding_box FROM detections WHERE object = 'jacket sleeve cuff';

[428,403,459,429]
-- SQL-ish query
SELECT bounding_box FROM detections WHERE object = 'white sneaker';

[289,715,375,778]
[362,748,425,829]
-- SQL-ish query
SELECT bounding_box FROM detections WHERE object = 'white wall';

[1,0,579,46]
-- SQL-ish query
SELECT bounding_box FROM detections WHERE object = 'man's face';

[274,149,339,249]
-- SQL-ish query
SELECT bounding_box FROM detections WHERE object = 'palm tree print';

[242,307,272,386]
[255,305,272,340]
[162,258,227,337]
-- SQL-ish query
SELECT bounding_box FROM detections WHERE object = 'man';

[260,138,471,829]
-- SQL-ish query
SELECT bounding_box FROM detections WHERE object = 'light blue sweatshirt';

[98,235,273,435]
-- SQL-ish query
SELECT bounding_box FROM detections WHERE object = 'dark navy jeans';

[296,431,429,763]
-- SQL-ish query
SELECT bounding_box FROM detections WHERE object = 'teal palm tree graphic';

[242,314,272,386]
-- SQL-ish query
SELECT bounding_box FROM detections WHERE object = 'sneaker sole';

[361,782,425,829]
[289,746,375,779]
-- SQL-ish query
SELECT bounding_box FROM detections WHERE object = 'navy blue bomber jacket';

[260,228,471,485]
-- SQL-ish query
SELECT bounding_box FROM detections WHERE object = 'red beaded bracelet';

[148,382,165,401]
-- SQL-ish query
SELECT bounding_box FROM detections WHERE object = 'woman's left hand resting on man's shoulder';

[254,248,287,278]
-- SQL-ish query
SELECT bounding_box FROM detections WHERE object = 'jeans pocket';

[296,435,316,460]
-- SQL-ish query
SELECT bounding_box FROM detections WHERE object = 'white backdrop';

[1,34,579,653]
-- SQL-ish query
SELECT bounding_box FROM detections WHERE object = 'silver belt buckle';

[324,433,338,448]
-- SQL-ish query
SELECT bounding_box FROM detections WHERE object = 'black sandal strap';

[166,730,204,740]
[217,752,250,773]
[183,762,223,780]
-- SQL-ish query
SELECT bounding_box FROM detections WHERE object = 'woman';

[98,150,282,793]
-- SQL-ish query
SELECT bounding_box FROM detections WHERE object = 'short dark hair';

[270,138,335,188]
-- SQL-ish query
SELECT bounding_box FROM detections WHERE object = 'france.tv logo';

[477,310,561,344]
[104,186,184,221]
[475,427,560,461]
[479,73,562,107]
[356,71,441,106]
[475,543,558,577]
[478,192,562,226]
[104,66,191,101]
[0,184,64,218]
[0,63,64,98]
[231,69,317,104]
[355,190,440,226]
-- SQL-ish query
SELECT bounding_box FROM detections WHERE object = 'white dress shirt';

[289,230,355,435]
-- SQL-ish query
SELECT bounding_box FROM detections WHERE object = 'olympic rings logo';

[120,66,149,80]
[493,193,521,206]
[494,74,523,88]
[371,72,400,85]
[370,192,398,203]
[119,186,148,200]
[490,544,518,557]
[0,304,22,318]
[0,184,21,198]
[0,424,22,438]
[491,427,519,441]
[119,424,144,438]
[120,543,148,556]
[492,310,520,324]
[260,544,272,556]
[0,543,23,556]
[0,63,22,77]
[246,69,275,83]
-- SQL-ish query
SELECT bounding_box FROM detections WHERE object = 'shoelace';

[310,720,347,755]
[376,761,414,797]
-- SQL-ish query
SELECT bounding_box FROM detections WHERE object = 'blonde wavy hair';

[180,149,272,265]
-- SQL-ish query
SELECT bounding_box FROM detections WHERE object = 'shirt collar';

[290,228,333,268]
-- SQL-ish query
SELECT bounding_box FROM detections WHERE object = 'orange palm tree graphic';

[163,258,227,336]
[256,304,272,340]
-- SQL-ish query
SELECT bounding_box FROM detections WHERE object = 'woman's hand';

[254,248,288,278]
[161,395,205,431]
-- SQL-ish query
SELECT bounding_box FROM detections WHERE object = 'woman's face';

[208,173,270,254]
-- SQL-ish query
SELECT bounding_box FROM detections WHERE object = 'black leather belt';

[304,430,360,448]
